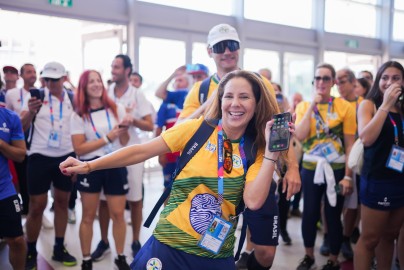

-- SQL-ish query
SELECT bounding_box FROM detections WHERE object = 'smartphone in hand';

[29,88,42,100]
[268,112,291,152]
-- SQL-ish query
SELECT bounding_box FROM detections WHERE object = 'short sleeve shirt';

[5,88,30,114]
[153,117,264,258]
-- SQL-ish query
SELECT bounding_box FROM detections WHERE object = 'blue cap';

[186,63,209,75]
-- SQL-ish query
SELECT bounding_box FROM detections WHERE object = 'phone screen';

[29,89,41,100]
[268,112,291,152]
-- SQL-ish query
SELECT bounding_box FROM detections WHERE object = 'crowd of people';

[0,22,403,270]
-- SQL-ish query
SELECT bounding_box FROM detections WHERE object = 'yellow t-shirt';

[179,73,276,118]
[155,117,263,258]
[295,97,357,170]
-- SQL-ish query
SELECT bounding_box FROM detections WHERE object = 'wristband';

[105,135,112,143]
[263,155,277,164]
[103,135,109,144]
[84,161,92,174]
[379,108,389,114]
[343,176,352,181]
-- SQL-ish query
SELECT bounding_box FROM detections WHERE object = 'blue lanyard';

[313,97,333,138]
[49,92,64,129]
[388,113,404,146]
[20,89,24,106]
[89,109,112,139]
[217,120,247,206]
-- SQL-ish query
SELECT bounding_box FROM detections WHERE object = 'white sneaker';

[42,215,54,229]
[68,209,76,224]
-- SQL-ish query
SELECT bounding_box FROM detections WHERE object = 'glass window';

[192,42,215,77]
[138,0,233,16]
[243,48,280,82]
[138,37,186,109]
[325,0,378,38]
[244,0,313,29]
[283,53,314,101]
[393,10,404,41]
[395,0,404,10]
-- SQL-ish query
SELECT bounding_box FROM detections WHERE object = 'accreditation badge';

[321,142,339,163]
[386,145,404,172]
[198,216,233,254]
[47,130,62,148]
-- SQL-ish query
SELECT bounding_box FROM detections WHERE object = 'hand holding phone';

[268,112,291,152]
[29,88,42,100]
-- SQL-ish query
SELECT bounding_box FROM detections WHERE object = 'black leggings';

[301,168,345,255]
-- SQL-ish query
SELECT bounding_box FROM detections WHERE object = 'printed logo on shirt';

[377,197,390,207]
[146,258,162,270]
[205,140,216,152]
[0,122,10,133]
[80,178,90,188]
[232,154,242,169]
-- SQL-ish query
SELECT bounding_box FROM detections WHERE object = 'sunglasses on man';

[211,40,240,54]
[44,78,61,82]
[313,76,332,83]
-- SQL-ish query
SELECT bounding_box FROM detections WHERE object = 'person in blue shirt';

[0,107,27,270]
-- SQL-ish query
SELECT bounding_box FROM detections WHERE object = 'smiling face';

[379,67,403,95]
[221,77,256,139]
[86,71,104,100]
[314,67,335,99]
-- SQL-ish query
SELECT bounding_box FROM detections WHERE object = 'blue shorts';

[360,176,404,210]
[130,235,235,270]
[77,157,128,195]
[27,153,75,195]
[243,180,279,246]
[162,162,176,188]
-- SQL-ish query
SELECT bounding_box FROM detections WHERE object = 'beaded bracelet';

[263,155,277,164]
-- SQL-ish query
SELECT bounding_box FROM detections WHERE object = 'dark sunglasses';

[44,78,61,82]
[212,40,240,54]
[223,139,233,174]
[313,76,332,83]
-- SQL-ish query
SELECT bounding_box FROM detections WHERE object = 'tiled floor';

[0,163,400,269]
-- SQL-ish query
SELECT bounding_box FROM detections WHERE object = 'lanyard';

[20,89,24,106]
[89,109,112,139]
[49,92,64,129]
[388,113,404,146]
[313,97,333,138]
[217,120,247,206]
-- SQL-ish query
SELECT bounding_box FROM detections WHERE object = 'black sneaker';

[114,255,130,270]
[341,238,353,260]
[91,240,110,261]
[81,259,92,270]
[52,246,77,266]
[131,240,141,258]
[296,255,315,270]
[26,252,37,270]
[280,230,292,245]
[321,260,340,270]
[320,236,330,256]
[235,252,249,270]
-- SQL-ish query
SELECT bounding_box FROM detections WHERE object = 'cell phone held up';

[268,112,291,152]
[29,88,42,100]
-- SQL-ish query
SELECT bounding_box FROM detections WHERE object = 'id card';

[48,130,61,148]
[198,216,233,254]
[321,143,339,163]
[386,145,404,172]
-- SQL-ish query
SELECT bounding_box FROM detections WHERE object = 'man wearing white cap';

[176,24,301,270]
[20,61,77,269]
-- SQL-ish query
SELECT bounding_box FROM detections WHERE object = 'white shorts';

[100,162,144,202]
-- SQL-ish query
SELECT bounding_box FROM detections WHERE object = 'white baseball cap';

[207,24,240,47]
[41,61,66,79]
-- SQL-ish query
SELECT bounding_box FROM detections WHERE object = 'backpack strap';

[198,76,212,105]
[143,119,219,228]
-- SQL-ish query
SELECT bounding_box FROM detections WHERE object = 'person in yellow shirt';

[295,63,356,270]
[59,70,294,270]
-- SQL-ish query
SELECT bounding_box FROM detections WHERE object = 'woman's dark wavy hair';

[204,70,280,150]
[357,77,371,98]
[366,61,404,114]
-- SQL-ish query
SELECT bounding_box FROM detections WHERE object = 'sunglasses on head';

[313,76,332,83]
[44,78,61,82]
[223,139,233,173]
[211,40,240,54]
